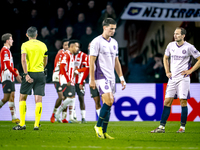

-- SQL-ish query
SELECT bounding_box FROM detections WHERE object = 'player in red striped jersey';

[50,39,69,123]
[73,47,89,123]
[0,33,22,123]
[55,40,80,123]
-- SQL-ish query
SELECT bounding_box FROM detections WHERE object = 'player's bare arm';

[89,55,97,90]
[21,53,33,83]
[43,56,48,68]
[115,57,126,90]
[181,56,200,77]
[163,54,172,78]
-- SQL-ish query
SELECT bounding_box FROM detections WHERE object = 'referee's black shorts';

[20,72,45,96]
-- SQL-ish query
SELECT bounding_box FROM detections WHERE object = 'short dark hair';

[102,18,116,27]
[68,40,80,47]
[1,33,12,44]
[176,27,186,35]
[62,38,69,45]
[27,26,38,38]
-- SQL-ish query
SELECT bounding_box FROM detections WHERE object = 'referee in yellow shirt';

[13,26,48,130]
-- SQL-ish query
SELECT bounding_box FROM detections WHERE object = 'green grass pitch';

[0,121,199,150]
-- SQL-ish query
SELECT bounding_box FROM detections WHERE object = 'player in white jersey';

[151,27,200,133]
[90,18,126,139]
[0,33,22,123]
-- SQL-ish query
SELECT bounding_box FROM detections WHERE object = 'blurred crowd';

[0,0,199,83]
[0,0,130,82]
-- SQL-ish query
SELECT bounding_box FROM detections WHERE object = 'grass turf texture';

[0,121,199,150]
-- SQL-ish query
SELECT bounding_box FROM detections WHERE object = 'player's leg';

[55,85,76,123]
[76,83,87,123]
[176,99,187,133]
[13,94,27,130]
[176,77,190,133]
[151,79,176,133]
[0,94,10,108]
[34,95,43,130]
[8,92,20,123]
[52,91,63,121]
[93,96,101,116]
[0,81,12,108]
[32,72,45,130]
[90,87,101,116]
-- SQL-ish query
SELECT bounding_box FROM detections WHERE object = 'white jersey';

[165,41,200,78]
[90,35,118,82]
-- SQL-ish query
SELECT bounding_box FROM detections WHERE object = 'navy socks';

[97,103,111,127]
[160,106,171,126]
[181,106,188,127]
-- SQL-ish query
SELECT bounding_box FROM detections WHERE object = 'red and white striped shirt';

[0,46,17,82]
[59,50,75,86]
[74,51,88,84]
[52,49,65,82]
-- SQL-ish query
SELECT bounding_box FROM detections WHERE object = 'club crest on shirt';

[182,50,186,54]
[113,45,116,50]
[105,85,109,90]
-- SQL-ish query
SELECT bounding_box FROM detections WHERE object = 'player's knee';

[164,98,173,106]
[180,99,187,107]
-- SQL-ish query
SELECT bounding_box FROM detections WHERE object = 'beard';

[175,38,183,43]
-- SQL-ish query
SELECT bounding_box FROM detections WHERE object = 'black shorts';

[54,82,62,92]
[2,80,15,93]
[62,84,75,97]
[20,72,45,96]
[75,83,85,96]
[90,87,99,98]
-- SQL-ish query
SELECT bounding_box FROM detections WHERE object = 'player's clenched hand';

[121,81,126,90]
[26,74,33,83]
[166,73,172,79]
[90,80,96,90]
[79,84,83,90]
[181,70,192,77]
[67,81,71,86]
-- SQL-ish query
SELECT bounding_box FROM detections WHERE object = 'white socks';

[81,110,86,119]
[8,102,17,120]
[56,97,74,117]
[62,112,67,120]
[96,108,101,116]
[158,125,165,129]
[180,126,185,130]
[69,98,76,120]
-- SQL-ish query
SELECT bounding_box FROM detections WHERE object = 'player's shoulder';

[184,41,194,48]
[91,35,101,43]
[0,47,10,54]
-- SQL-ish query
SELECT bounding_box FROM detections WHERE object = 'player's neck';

[102,33,110,41]
[176,40,185,46]
[4,43,10,49]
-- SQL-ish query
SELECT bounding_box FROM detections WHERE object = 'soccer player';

[50,39,69,123]
[54,40,79,123]
[13,26,48,130]
[74,46,89,123]
[151,27,200,133]
[90,18,126,139]
[0,33,22,123]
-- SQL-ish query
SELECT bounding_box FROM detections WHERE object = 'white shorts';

[95,79,115,96]
[165,76,190,99]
